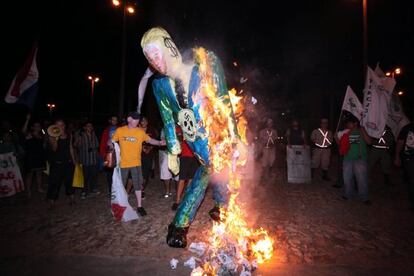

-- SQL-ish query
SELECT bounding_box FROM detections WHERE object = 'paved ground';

[1,152,414,275]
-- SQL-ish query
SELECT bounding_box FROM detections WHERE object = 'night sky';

[1,0,413,130]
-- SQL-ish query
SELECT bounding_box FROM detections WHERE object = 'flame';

[192,48,273,274]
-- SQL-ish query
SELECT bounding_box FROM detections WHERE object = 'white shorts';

[159,150,178,181]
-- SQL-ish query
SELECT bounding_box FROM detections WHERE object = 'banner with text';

[0,152,24,198]
[361,67,395,138]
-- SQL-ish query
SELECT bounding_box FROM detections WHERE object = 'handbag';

[72,164,84,188]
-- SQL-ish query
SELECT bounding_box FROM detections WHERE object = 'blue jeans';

[343,159,368,201]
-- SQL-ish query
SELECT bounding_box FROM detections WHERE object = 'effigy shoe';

[209,206,221,222]
[167,224,188,248]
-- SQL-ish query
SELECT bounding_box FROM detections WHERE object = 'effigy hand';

[168,153,180,176]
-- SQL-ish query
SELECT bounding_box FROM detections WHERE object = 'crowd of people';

[256,114,414,210]
[1,111,413,215]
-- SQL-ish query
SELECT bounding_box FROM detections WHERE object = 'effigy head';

[141,27,182,76]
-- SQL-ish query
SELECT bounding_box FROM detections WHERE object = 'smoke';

[144,4,276,228]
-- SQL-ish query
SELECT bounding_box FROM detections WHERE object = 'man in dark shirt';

[368,126,394,186]
[395,122,414,211]
[286,119,307,147]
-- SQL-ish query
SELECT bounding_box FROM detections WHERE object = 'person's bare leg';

[176,180,185,203]
[142,179,148,192]
[135,190,147,216]
[35,171,45,192]
[176,179,191,204]
[135,190,142,207]
[164,179,171,195]
[182,179,191,199]
[25,171,33,198]
[126,178,133,194]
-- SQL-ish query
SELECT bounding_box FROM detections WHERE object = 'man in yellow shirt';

[110,111,165,216]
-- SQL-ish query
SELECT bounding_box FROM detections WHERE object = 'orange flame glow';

[192,48,273,274]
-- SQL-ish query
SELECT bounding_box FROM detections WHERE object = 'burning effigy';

[187,49,273,275]
[139,27,273,274]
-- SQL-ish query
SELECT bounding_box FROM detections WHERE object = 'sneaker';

[363,200,372,206]
[90,190,100,195]
[168,192,173,196]
[81,193,87,200]
[69,195,76,205]
[137,207,147,216]
[171,203,178,211]
[164,194,169,198]
[142,192,146,199]
[322,175,331,181]
[167,224,188,248]
[48,200,55,210]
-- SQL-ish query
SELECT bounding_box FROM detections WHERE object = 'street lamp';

[47,103,56,118]
[127,6,135,14]
[111,0,136,118]
[385,67,402,78]
[88,75,100,120]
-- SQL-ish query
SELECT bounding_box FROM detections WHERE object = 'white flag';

[342,85,363,121]
[361,67,395,138]
[387,93,410,139]
[374,63,386,78]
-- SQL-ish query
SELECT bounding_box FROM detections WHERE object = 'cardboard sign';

[0,152,24,197]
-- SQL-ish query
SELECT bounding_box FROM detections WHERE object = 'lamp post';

[112,0,136,118]
[47,103,56,118]
[385,67,402,78]
[88,75,100,120]
[362,0,368,75]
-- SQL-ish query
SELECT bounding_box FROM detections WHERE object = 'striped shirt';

[78,132,99,166]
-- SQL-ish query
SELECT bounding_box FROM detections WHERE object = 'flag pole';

[335,87,348,134]
[335,109,344,134]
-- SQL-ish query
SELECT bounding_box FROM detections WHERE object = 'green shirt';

[344,129,367,161]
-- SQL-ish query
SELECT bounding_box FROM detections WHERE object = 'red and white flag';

[5,43,38,108]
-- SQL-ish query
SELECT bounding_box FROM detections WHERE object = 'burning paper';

[251,96,257,105]
[189,242,207,256]
[191,267,204,276]
[170,258,179,270]
[184,256,197,270]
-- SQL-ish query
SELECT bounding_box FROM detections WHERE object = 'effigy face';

[144,44,167,75]
[142,29,181,77]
